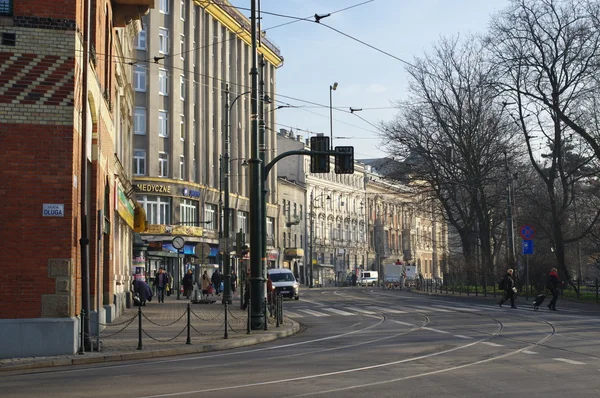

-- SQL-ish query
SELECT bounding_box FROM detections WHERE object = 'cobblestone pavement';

[0,292,299,371]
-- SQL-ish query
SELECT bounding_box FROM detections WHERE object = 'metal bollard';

[246,298,251,334]
[137,306,143,350]
[224,303,229,339]
[186,304,191,344]
[263,297,268,331]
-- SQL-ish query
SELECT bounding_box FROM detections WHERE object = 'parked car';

[268,268,300,300]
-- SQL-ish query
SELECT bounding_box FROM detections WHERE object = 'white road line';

[321,307,355,316]
[433,305,481,312]
[298,309,330,317]
[553,358,586,365]
[347,307,376,315]
[481,342,504,347]
[394,320,415,327]
[403,307,432,313]
[413,305,453,313]
[366,306,407,314]
[454,335,472,339]
[422,327,450,334]
[283,311,303,318]
[522,350,538,355]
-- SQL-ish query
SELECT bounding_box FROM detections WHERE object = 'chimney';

[296,135,303,142]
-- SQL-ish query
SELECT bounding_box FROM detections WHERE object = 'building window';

[139,195,171,225]
[180,34,185,60]
[237,211,248,235]
[136,28,146,50]
[180,0,185,20]
[192,158,197,182]
[180,75,185,100]
[159,28,169,54]
[134,107,146,135]
[158,152,168,177]
[134,150,146,176]
[158,110,168,137]
[159,0,169,14]
[179,155,185,180]
[204,203,217,230]
[180,114,185,140]
[180,199,197,226]
[134,65,146,92]
[0,0,13,16]
[267,217,274,240]
[158,69,168,95]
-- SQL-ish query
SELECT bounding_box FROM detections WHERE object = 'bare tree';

[381,36,519,282]
[488,0,600,287]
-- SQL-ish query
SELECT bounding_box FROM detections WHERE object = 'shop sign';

[43,204,64,217]
[138,184,171,194]
[182,188,201,198]
[284,248,304,258]
[267,249,279,261]
[146,224,166,234]
[116,186,135,229]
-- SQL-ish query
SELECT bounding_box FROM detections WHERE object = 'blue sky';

[228,0,511,159]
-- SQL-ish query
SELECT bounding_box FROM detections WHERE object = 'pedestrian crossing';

[283,301,585,319]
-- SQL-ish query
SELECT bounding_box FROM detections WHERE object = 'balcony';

[286,215,301,227]
[112,0,154,27]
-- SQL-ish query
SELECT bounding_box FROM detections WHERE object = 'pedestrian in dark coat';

[231,270,238,293]
[212,269,222,295]
[498,269,517,308]
[132,279,153,306]
[182,269,194,299]
[547,268,561,311]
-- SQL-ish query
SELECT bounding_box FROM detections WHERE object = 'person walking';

[152,267,170,303]
[231,270,238,293]
[212,269,222,295]
[182,269,194,300]
[498,268,517,308]
[201,271,211,299]
[547,267,561,311]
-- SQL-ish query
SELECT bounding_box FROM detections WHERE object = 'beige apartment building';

[132,1,283,278]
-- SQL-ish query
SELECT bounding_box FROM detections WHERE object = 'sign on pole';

[520,224,535,240]
[521,239,534,255]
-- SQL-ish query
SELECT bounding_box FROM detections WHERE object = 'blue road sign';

[522,239,534,255]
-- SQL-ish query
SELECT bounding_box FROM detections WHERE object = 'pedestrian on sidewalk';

[201,271,211,299]
[212,269,222,295]
[132,279,153,306]
[153,267,170,303]
[547,267,561,311]
[231,270,238,293]
[242,271,250,310]
[182,269,194,299]
[498,268,517,308]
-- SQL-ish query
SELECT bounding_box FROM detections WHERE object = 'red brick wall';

[0,123,78,318]
[15,1,77,20]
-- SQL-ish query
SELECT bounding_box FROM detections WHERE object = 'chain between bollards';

[137,306,143,350]
[224,302,229,339]
[186,303,191,344]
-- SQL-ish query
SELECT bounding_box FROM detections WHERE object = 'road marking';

[433,305,481,312]
[283,311,303,318]
[298,309,330,317]
[413,305,453,313]
[454,334,472,339]
[481,342,503,347]
[366,306,407,314]
[322,307,355,316]
[553,358,586,365]
[347,307,376,315]
[522,350,538,355]
[393,320,415,327]
[404,306,432,313]
[422,327,450,334]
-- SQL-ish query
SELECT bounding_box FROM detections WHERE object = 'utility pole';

[249,0,264,330]
[222,85,232,305]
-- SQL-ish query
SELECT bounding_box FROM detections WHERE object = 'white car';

[268,268,300,300]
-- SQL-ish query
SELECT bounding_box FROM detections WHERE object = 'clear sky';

[228,0,511,159]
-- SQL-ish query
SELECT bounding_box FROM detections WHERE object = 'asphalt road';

[3,288,600,397]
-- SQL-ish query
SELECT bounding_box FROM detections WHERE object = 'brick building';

[0,0,152,358]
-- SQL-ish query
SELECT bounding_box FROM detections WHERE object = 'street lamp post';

[329,82,338,149]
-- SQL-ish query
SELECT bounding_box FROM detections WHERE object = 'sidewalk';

[0,292,299,372]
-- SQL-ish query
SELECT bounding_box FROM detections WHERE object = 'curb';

[0,321,299,372]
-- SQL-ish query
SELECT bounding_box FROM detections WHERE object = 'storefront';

[284,248,304,282]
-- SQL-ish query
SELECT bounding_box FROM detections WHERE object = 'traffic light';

[334,146,354,174]
[236,230,245,253]
[310,135,330,173]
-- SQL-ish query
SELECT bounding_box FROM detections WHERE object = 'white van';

[358,270,378,287]
[267,268,300,300]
